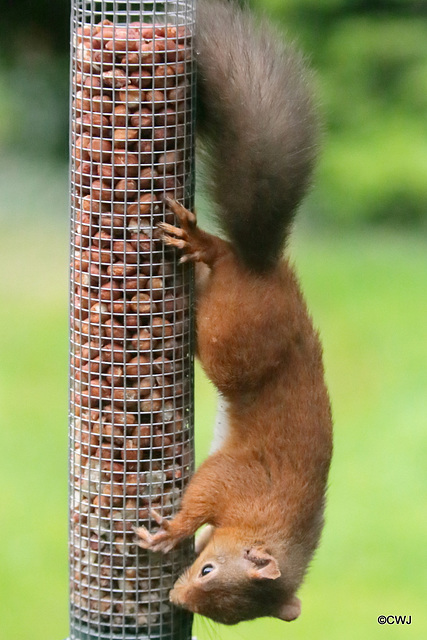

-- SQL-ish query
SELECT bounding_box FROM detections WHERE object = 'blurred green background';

[0,0,426,639]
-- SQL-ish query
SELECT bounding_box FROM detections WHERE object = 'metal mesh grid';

[69,1,195,638]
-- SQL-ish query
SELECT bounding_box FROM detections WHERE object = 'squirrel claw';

[164,197,197,230]
[149,508,171,529]
[161,233,189,251]
[157,221,186,238]
[161,198,219,266]
[157,222,205,264]
[133,525,153,549]
[157,221,190,252]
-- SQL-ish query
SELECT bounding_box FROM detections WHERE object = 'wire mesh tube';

[69,2,195,638]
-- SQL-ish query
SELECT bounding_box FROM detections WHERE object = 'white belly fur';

[210,393,230,453]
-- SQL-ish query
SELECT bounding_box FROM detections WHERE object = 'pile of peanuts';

[69,19,194,634]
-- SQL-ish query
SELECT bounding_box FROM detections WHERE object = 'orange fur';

[135,0,332,623]
[136,204,332,624]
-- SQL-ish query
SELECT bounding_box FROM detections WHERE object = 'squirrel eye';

[200,563,214,577]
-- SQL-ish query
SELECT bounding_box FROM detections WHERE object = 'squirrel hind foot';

[164,197,197,228]
[159,199,226,267]
[158,221,201,262]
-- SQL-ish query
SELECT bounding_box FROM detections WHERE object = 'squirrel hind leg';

[159,198,228,267]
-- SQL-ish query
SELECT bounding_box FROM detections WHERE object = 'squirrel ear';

[245,547,281,580]
[275,596,301,622]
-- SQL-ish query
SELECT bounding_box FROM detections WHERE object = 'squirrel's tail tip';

[195,0,319,270]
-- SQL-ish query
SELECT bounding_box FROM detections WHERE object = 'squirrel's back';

[196,0,318,271]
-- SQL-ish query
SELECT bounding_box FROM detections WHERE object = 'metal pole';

[68,2,195,638]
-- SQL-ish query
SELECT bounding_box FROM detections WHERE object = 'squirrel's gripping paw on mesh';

[134,508,178,554]
[158,198,206,264]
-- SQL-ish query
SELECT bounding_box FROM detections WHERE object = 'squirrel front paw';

[134,508,179,554]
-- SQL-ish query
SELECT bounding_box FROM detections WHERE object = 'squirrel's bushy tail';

[196,0,318,271]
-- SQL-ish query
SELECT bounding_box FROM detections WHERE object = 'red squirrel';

[135,0,333,625]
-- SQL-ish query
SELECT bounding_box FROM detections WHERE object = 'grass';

[0,209,426,640]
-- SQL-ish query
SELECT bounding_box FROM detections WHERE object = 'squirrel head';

[169,529,301,624]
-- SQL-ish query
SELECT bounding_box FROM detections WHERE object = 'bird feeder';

[68,1,195,638]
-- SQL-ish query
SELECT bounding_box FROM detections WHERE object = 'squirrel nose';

[170,584,192,611]
[169,586,180,605]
